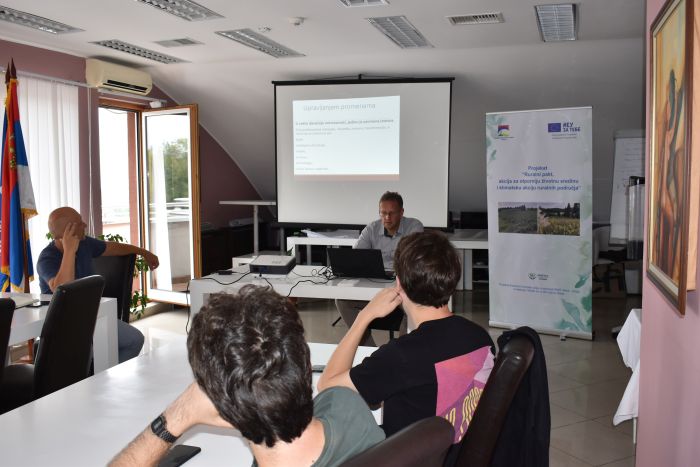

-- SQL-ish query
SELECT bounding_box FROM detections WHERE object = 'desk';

[189,265,394,315]
[219,200,276,256]
[0,341,378,466]
[286,228,489,290]
[7,294,119,372]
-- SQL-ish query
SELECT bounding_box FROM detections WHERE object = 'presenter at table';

[336,191,423,345]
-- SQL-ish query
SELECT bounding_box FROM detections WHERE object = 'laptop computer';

[327,248,394,280]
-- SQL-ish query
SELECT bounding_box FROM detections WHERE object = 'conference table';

[189,265,396,315]
[0,341,379,466]
[286,228,488,290]
[5,293,119,372]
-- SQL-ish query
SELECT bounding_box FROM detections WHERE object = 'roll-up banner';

[485,107,593,339]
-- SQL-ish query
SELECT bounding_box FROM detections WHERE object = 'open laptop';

[327,248,395,280]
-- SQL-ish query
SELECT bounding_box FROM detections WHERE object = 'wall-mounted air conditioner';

[85,58,153,95]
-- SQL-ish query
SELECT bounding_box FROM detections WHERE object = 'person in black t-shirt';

[318,230,495,441]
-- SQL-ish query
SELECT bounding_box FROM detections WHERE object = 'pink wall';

[0,39,94,224]
[637,1,700,465]
[1,38,260,230]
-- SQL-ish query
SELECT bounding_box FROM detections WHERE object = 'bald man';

[37,207,159,362]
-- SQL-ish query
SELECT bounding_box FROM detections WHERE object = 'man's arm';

[317,287,401,392]
[47,223,81,292]
[110,383,230,466]
[103,242,159,270]
[355,223,374,249]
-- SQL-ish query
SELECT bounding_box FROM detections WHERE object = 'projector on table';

[249,255,296,275]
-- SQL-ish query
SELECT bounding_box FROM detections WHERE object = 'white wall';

[152,36,644,224]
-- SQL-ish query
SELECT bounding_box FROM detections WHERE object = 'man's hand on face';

[56,222,81,254]
[144,252,159,270]
[361,287,402,320]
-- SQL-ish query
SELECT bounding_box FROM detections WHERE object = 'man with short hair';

[36,207,158,362]
[336,191,423,345]
[111,286,384,466]
[320,231,494,447]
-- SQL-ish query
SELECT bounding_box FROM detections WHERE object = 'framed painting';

[648,0,698,315]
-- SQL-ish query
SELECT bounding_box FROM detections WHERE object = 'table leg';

[93,300,118,372]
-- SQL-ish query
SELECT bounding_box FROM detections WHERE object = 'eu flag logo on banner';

[1,59,37,292]
[548,122,561,133]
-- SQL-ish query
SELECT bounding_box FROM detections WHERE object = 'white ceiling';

[0,0,646,219]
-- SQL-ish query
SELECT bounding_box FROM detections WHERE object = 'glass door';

[141,105,201,304]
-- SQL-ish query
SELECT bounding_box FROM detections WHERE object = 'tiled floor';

[132,287,641,467]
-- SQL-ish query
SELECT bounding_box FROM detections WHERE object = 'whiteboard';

[609,130,645,244]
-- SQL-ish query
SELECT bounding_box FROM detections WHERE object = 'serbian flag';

[1,59,37,292]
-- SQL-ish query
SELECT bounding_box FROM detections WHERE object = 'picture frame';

[647,0,698,315]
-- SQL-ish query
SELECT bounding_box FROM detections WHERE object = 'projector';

[249,255,296,275]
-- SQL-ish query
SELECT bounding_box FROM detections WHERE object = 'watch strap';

[150,413,179,443]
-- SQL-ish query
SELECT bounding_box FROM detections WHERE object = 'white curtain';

[1,74,81,293]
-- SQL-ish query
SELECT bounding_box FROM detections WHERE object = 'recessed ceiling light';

[0,4,83,34]
[338,0,389,7]
[447,13,505,26]
[367,16,432,48]
[216,29,305,58]
[92,40,184,64]
[134,0,223,21]
[535,3,577,41]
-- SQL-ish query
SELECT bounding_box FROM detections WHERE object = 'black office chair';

[368,307,405,340]
[0,276,105,413]
[341,416,454,467]
[93,254,136,323]
[452,333,537,467]
[0,298,16,386]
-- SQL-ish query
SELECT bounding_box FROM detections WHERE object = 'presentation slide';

[293,96,400,179]
[275,79,452,228]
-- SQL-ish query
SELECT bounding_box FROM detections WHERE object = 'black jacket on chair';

[490,327,550,467]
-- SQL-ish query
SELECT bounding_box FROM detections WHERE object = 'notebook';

[327,248,394,280]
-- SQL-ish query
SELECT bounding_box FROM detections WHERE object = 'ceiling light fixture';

[447,13,505,26]
[367,16,432,48]
[0,4,83,34]
[216,29,305,58]
[134,0,223,21]
[338,0,390,7]
[535,3,577,42]
[92,40,184,64]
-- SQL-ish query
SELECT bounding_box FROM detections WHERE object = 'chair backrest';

[453,334,535,467]
[368,307,404,339]
[0,298,16,385]
[341,416,454,467]
[34,275,105,398]
[92,254,136,322]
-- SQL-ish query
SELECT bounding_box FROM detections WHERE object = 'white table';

[286,228,489,290]
[0,341,378,466]
[219,200,276,255]
[614,308,641,442]
[189,265,395,315]
[6,293,119,372]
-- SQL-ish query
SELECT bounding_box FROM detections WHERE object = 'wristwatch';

[150,413,179,443]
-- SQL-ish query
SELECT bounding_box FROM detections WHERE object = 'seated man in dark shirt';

[111,286,384,467]
[319,230,494,444]
[36,207,159,362]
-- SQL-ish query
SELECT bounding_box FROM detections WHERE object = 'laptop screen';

[327,248,392,279]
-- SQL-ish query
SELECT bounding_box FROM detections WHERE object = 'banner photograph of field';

[498,202,580,236]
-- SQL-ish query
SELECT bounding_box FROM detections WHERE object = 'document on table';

[302,229,359,239]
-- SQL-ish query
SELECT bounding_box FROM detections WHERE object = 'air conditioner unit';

[85,58,153,95]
